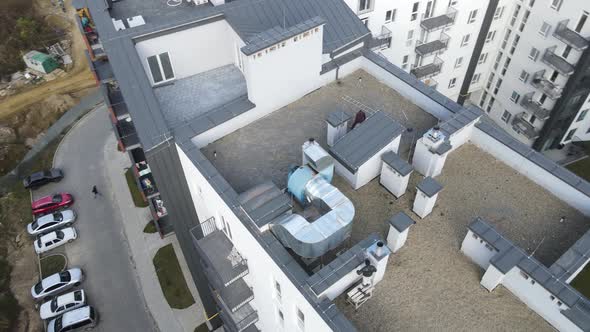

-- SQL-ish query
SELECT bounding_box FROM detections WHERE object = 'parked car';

[23,169,63,189]
[34,227,77,254]
[31,268,83,300]
[27,210,76,236]
[32,193,74,216]
[40,290,86,320]
[47,306,98,332]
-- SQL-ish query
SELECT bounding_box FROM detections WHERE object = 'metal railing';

[200,216,217,237]
[370,25,392,50]
[530,70,562,99]
[553,19,589,50]
[520,92,551,120]
[542,46,575,76]
[512,113,540,140]
[411,56,444,79]
[415,32,450,56]
[420,6,457,32]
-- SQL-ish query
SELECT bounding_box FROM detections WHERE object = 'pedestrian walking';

[92,185,100,198]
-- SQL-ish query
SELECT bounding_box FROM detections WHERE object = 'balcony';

[520,93,551,120]
[411,56,443,79]
[102,82,129,120]
[420,7,457,32]
[75,8,106,61]
[192,219,249,288]
[530,70,563,99]
[422,78,438,89]
[553,20,589,51]
[512,113,540,140]
[219,303,259,332]
[415,32,450,57]
[115,118,140,150]
[542,47,575,76]
[369,25,392,51]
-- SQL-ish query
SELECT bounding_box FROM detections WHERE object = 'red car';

[32,193,74,216]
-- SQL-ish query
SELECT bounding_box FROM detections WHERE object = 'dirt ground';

[0,0,96,176]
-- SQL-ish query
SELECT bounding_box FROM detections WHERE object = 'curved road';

[51,106,156,331]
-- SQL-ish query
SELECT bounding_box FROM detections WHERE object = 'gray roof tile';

[381,151,413,176]
[416,177,443,197]
[388,212,415,232]
[326,110,353,127]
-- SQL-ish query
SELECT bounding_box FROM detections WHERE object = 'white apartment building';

[75,0,590,331]
[345,0,590,155]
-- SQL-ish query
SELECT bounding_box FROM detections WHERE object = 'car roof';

[41,273,63,287]
[40,231,59,242]
[62,306,91,324]
[56,291,77,306]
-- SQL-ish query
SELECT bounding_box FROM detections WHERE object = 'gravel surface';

[202,70,589,331]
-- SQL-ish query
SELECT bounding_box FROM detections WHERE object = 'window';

[275,280,282,302]
[448,77,457,88]
[461,34,471,47]
[147,52,175,84]
[424,1,435,19]
[510,5,521,27]
[575,11,589,33]
[519,10,530,32]
[550,70,559,82]
[277,308,284,327]
[501,29,512,49]
[385,9,396,22]
[493,78,503,95]
[510,34,520,55]
[510,91,520,103]
[486,72,495,89]
[406,29,414,46]
[493,51,503,70]
[467,10,478,24]
[577,109,589,122]
[480,91,488,107]
[494,6,505,20]
[565,128,577,141]
[486,97,495,113]
[539,22,551,37]
[359,0,371,12]
[540,93,548,104]
[448,0,458,6]
[563,45,572,59]
[478,52,488,64]
[550,0,562,11]
[471,73,481,84]
[519,70,529,82]
[486,30,497,43]
[402,55,409,70]
[501,57,511,76]
[529,47,540,61]
[455,57,463,68]
[411,2,419,21]
[529,0,535,7]
[501,110,512,123]
[296,308,305,331]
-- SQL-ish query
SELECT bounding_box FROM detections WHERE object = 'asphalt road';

[33,106,156,331]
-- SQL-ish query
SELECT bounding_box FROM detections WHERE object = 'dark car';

[23,169,64,189]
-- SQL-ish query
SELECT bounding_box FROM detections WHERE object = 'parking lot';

[28,108,156,331]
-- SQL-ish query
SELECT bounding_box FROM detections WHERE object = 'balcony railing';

[115,118,140,150]
[520,92,551,120]
[553,20,589,51]
[191,221,249,289]
[219,303,259,332]
[415,32,450,56]
[369,25,392,50]
[420,7,457,32]
[422,78,438,89]
[530,70,563,99]
[512,113,540,140]
[76,8,106,61]
[217,278,254,313]
[411,56,443,79]
[542,47,575,76]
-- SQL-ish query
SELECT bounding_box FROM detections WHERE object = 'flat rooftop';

[201,70,590,330]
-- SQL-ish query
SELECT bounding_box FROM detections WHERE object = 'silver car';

[27,210,76,236]
[40,290,86,320]
[47,306,98,332]
[31,268,84,301]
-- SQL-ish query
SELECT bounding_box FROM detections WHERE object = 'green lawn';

[143,220,158,234]
[571,264,590,299]
[194,323,209,332]
[124,168,149,208]
[40,254,67,278]
[567,143,590,182]
[153,244,195,309]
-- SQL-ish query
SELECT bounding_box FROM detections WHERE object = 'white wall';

[135,19,235,83]
[471,127,590,216]
[176,145,334,332]
[460,230,498,269]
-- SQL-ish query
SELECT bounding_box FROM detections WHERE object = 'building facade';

[346,0,590,153]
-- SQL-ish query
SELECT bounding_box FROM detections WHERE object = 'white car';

[31,268,84,300]
[34,227,77,254]
[40,290,86,320]
[47,306,98,332]
[27,210,76,236]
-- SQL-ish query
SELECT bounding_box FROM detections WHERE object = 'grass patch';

[125,168,148,208]
[40,254,66,278]
[153,244,195,309]
[571,264,590,298]
[194,323,208,332]
[143,220,158,234]
[567,158,590,182]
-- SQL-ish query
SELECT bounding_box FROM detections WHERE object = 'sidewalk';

[103,133,206,332]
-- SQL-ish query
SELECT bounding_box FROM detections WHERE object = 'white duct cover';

[272,175,355,258]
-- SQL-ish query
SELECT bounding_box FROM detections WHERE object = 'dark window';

[147,55,163,83]
[74,291,82,301]
[52,195,63,203]
[54,212,63,221]
[159,53,174,80]
[563,46,572,59]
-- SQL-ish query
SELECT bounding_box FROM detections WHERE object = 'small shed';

[23,51,59,74]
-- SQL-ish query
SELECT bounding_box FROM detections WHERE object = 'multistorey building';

[346,0,590,154]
